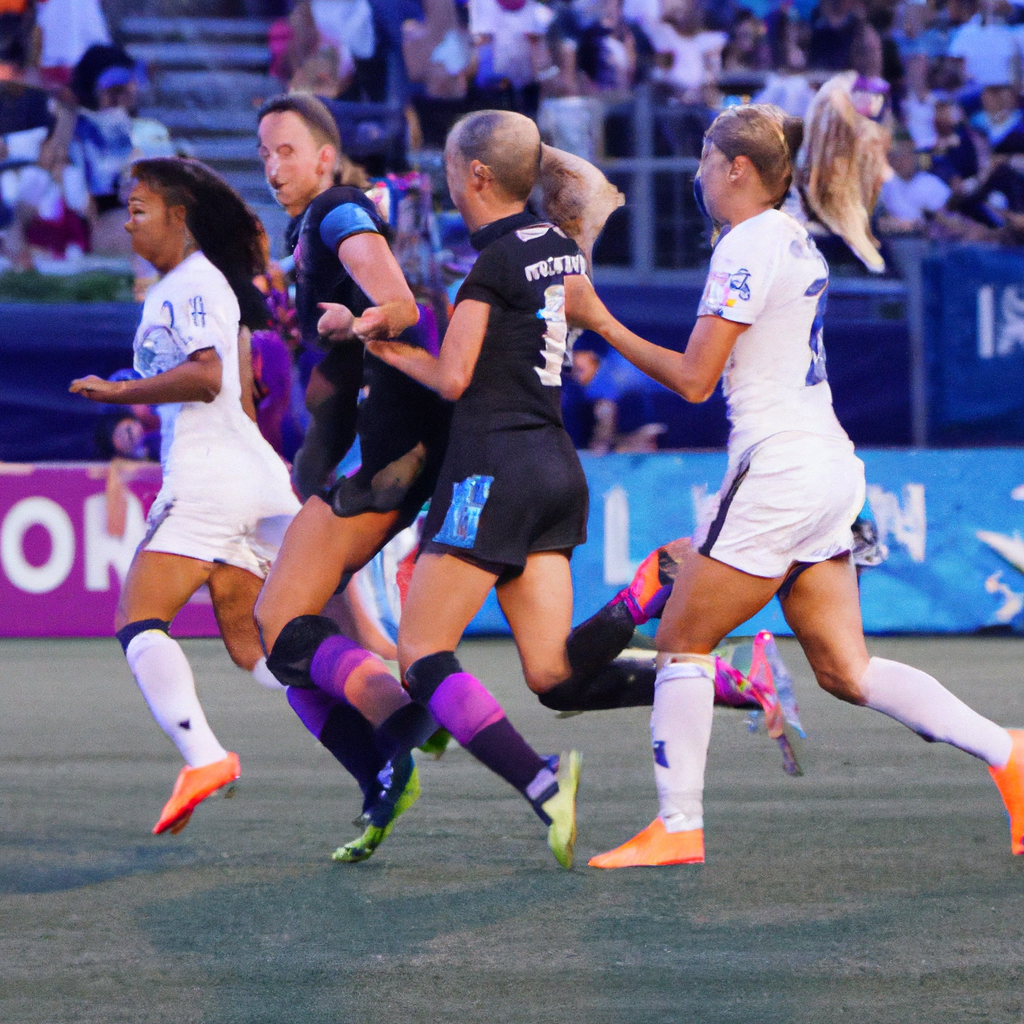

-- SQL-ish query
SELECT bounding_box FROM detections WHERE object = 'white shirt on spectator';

[36,0,110,70]
[469,0,554,88]
[903,92,938,151]
[648,23,726,93]
[948,15,1022,87]
[754,72,815,118]
[311,0,376,61]
[879,171,951,221]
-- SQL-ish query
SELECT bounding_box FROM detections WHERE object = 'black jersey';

[455,211,588,431]
[287,185,387,348]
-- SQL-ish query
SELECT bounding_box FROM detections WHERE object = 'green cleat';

[417,727,452,759]
[541,750,581,869]
[331,764,421,864]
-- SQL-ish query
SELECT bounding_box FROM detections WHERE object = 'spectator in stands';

[877,130,952,233]
[720,8,770,75]
[35,0,109,88]
[928,97,979,188]
[563,333,667,454]
[648,0,726,102]
[946,0,1022,94]
[574,0,653,95]
[468,0,555,116]
[901,53,938,151]
[806,0,860,71]
[969,81,1024,155]
[754,4,813,118]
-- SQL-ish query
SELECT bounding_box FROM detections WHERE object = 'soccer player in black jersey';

[362,110,598,867]
[253,94,449,861]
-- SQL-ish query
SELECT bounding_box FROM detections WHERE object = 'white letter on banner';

[999,286,1024,356]
[978,285,995,359]
[865,483,926,563]
[84,491,146,591]
[603,485,639,585]
[1,497,75,594]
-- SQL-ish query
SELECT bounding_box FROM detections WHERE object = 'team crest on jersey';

[703,267,751,310]
[516,225,552,242]
[189,295,206,327]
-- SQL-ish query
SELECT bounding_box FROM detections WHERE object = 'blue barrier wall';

[466,449,1024,636]
[923,246,1024,443]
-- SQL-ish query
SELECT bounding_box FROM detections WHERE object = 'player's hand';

[351,306,391,340]
[69,375,118,401]
[564,274,613,335]
[316,302,356,343]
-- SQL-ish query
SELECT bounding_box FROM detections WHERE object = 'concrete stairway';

[122,16,290,252]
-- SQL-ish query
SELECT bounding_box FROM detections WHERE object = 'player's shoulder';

[309,185,378,222]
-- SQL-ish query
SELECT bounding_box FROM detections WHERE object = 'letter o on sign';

[1,497,76,594]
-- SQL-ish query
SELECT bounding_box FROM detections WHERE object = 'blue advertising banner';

[466,449,1024,637]
[923,245,1024,441]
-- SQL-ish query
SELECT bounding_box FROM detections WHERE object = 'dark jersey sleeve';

[307,187,385,254]
[456,245,509,308]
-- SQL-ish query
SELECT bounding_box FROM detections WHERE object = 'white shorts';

[142,483,301,579]
[692,432,866,579]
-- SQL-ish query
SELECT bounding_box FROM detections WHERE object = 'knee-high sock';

[125,630,228,768]
[287,686,387,811]
[427,672,557,811]
[651,659,715,833]
[538,658,655,711]
[859,657,1012,767]
[310,635,436,763]
[252,656,286,691]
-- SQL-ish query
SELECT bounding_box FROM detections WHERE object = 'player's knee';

[265,614,341,689]
[814,665,866,705]
[405,651,462,704]
[115,618,171,655]
[523,664,568,695]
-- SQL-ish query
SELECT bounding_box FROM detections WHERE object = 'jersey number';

[535,284,567,387]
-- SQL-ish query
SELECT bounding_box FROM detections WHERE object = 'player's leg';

[590,547,783,868]
[781,555,1024,853]
[115,550,240,834]
[400,552,579,867]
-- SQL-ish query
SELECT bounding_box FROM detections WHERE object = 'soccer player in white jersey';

[565,104,1024,868]
[70,158,300,836]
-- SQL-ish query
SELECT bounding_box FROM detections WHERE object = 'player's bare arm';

[336,232,418,341]
[564,274,746,403]
[367,299,489,401]
[70,347,223,405]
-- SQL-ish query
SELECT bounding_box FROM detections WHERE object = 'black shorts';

[422,423,589,572]
[324,353,452,527]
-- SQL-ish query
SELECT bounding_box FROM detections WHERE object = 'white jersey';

[133,251,295,513]
[696,208,849,457]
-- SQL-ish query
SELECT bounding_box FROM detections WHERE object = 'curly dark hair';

[130,157,269,330]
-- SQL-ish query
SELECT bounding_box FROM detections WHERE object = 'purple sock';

[309,635,374,703]
[428,672,555,804]
[287,687,386,811]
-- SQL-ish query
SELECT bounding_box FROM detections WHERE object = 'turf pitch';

[1,636,1023,1023]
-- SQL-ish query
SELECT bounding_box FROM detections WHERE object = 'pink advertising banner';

[0,462,219,638]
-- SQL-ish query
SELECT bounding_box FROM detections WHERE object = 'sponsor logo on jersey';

[702,266,751,310]
[524,253,588,281]
[189,295,206,328]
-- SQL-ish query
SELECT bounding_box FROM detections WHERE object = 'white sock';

[860,657,1012,767]
[650,659,715,833]
[125,630,229,768]
[251,656,286,691]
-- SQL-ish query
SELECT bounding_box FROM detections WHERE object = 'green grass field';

[2,636,1023,1023]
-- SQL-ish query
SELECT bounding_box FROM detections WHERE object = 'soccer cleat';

[615,537,690,625]
[417,727,452,759]
[989,729,1024,855]
[333,764,421,863]
[152,752,240,835]
[588,816,704,868]
[540,750,581,869]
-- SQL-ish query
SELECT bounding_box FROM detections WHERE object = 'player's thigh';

[254,496,398,649]
[116,550,213,631]
[398,552,499,675]
[779,554,870,703]
[654,546,783,655]
[497,550,574,693]
[207,563,266,671]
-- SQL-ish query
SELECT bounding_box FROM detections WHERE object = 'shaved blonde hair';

[446,110,542,202]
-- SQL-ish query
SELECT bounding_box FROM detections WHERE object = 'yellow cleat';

[541,750,581,869]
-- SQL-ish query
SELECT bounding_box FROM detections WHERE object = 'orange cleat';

[617,537,690,624]
[588,816,704,868]
[989,729,1024,855]
[152,752,240,835]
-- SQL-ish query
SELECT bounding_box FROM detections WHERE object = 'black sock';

[373,703,438,763]
[564,599,637,680]
[538,658,656,712]
[318,703,388,812]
